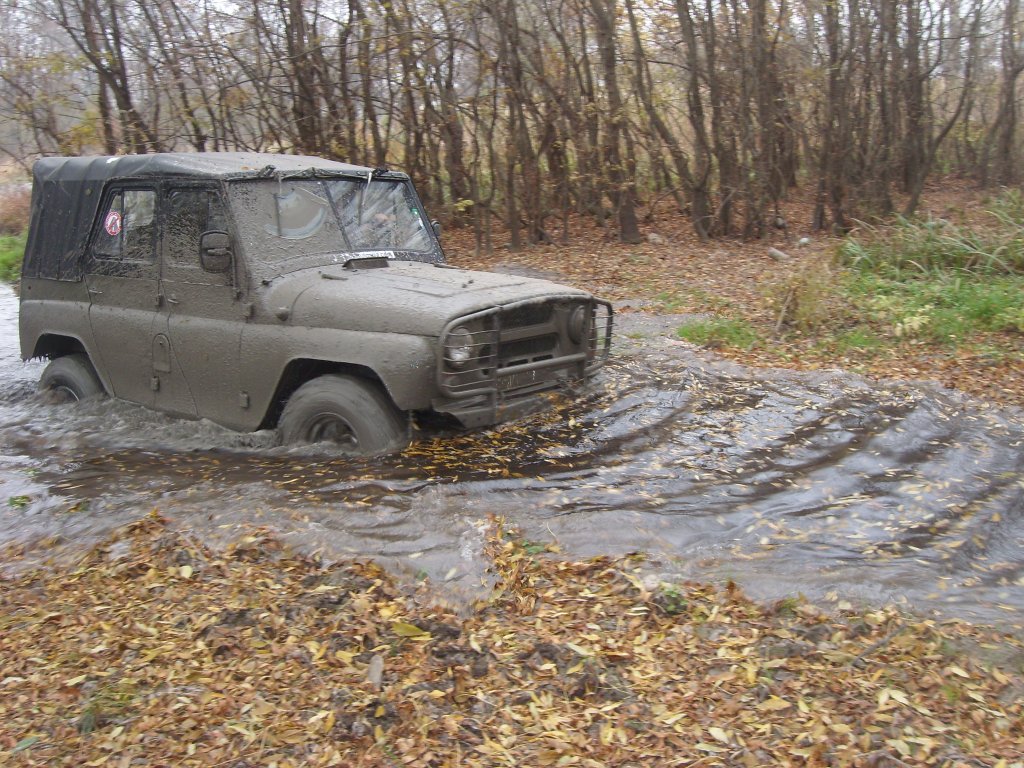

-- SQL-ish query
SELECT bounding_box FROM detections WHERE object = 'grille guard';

[437,295,613,401]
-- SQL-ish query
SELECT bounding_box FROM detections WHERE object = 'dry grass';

[0,185,31,235]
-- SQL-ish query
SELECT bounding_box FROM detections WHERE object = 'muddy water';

[1,282,1022,626]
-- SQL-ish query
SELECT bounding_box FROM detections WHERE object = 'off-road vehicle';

[19,153,612,454]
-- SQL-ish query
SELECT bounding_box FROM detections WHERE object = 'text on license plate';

[499,369,540,390]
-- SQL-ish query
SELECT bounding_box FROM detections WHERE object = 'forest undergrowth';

[448,180,1024,409]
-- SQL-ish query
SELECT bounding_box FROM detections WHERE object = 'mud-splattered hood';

[257,260,591,335]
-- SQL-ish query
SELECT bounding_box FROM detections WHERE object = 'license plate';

[499,369,540,390]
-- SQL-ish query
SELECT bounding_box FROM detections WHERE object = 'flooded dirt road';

[1,282,1022,626]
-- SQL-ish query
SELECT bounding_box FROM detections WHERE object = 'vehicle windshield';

[227,176,438,275]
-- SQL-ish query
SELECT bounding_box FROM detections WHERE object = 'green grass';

[845,271,1024,343]
[676,317,760,349]
[0,232,26,282]
[831,326,885,351]
[761,191,1024,356]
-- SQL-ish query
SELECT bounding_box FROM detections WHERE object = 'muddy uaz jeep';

[19,153,612,454]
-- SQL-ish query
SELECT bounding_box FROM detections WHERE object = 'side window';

[92,189,156,261]
[165,187,228,267]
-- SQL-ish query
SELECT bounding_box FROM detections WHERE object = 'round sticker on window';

[104,210,122,236]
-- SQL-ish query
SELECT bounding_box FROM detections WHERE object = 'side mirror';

[431,220,442,239]
[199,230,232,273]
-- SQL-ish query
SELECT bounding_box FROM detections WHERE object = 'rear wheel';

[279,374,408,455]
[39,354,105,402]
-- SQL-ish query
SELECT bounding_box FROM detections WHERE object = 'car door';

[85,186,162,408]
[157,183,247,425]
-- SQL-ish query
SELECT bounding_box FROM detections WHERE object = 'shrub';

[0,185,31,236]
[839,190,1024,277]
[764,259,842,333]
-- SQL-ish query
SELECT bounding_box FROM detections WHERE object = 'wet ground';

[1,282,1022,626]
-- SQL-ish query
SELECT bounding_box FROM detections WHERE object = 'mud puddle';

[1,283,1021,625]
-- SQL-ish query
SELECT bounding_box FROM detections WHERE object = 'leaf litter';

[2,513,1022,767]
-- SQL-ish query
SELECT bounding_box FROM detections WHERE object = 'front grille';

[501,334,557,365]
[438,296,612,399]
[502,303,552,327]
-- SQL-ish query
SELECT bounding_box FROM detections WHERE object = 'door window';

[165,186,229,267]
[92,189,156,262]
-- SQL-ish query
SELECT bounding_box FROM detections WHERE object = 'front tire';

[279,374,408,455]
[39,354,106,402]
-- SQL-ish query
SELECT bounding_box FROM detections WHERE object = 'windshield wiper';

[356,168,375,226]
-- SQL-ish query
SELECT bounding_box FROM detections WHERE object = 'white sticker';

[104,210,122,237]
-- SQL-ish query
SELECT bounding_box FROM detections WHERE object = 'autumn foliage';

[2,514,1021,766]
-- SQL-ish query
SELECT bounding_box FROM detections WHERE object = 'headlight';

[568,305,588,343]
[444,326,474,368]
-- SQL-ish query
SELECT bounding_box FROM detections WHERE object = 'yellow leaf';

[946,665,970,678]
[695,742,726,753]
[566,642,593,657]
[886,739,911,757]
[392,621,427,638]
[757,696,792,711]
[708,726,731,744]
[226,723,255,739]
[179,565,193,579]
[250,696,275,718]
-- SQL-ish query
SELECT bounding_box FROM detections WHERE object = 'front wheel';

[39,354,106,402]
[278,374,408,455]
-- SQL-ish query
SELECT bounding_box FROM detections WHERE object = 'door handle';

[88,288,103,296]
[167,296,180,305]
